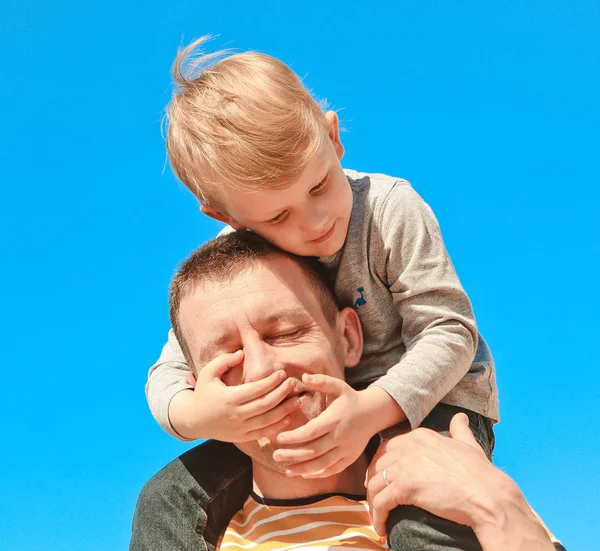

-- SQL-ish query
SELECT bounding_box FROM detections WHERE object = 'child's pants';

[128,404,504,551]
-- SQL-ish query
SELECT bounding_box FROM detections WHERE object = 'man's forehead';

[182,260,317,328]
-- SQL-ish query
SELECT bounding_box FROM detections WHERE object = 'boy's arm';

[146,330,194,440]
[372,181,478,429]
[272,182,478,476]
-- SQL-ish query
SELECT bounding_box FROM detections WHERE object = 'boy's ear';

[336,307,363,369]
[325,110,344,160]
[200,204,245,230]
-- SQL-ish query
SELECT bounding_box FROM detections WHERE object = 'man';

[130,231,562,551]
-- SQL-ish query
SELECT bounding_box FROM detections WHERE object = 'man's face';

[178,255,362,472]
[203,117,353,258]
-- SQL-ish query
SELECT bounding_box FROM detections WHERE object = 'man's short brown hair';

[169,231,340,370]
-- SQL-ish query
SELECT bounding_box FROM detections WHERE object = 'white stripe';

[221,525,379,550]
[301,546,388,551]
[229,499,264,529]
[221,532,386,551]
[231,503,368,537]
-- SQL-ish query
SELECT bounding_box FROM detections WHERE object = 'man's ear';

[336,307,363,368]
[325,110,345,160]
[200,204,245,230]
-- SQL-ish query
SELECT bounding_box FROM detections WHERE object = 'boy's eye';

[309,177,328,195]
[267,210,289,225]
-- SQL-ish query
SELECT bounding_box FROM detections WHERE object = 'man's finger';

[231,370,288,404]
[371,484,406,537]
[365,439,392,480]
[365,446,400,486]
[277,414,335,445]
[366,466,394,504]
[302,373,347,397]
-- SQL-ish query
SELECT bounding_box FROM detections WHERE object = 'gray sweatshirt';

[146,170,499,438]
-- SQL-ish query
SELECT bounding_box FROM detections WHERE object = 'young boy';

[144,37,498,548]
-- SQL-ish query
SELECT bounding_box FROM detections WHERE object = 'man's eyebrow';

[261,308,311,325]
[195,308,311,366]
[196,333,232,366]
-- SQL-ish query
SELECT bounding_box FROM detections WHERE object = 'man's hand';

[365,413,556,551]
[272,374,396,478]
[169,350,301,441]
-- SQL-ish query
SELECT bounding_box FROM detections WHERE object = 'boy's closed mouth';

[309,223,335,244]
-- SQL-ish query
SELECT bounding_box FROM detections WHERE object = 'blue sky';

[0,1,598,549]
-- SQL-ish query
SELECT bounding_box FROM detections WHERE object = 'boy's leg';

[385,403,495,551]
[129,439,252,551]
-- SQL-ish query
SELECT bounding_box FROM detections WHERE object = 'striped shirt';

[218,493,388,551]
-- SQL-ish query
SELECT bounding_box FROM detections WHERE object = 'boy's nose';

[301,203,327,233]
[242,340,279,383]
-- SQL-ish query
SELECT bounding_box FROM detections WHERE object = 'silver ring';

[382,468,390,486]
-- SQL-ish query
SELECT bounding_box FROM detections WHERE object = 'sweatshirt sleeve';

[146,329,194,440]
[371,182,478,428]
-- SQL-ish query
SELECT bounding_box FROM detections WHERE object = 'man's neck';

[251,455,369,500]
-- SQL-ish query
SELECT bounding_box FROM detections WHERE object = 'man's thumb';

[449,413,481,451]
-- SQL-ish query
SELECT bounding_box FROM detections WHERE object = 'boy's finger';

[245,415,293,441]
[246,394,301,431]
[202,350,244,380]
[186,371,198,387]
[299,457,347,479]
[239,377,295,415]
[272,434,333,463]
[232,370,288,403]
[302,373,347,397]
[284,448,342,477]
[277,415,335,445]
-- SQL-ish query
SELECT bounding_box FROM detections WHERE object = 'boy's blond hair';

[165,37,329,208]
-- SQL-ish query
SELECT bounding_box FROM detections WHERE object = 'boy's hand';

[170,350,301,442]
[272,374,382,478]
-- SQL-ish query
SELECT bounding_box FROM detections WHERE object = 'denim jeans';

[129,403,505,551]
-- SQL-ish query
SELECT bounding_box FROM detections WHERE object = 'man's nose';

[242,340,278,383]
